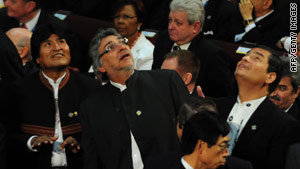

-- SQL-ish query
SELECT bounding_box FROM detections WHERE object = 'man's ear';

[266,72,276,84]
[25,1,36,13]
[18,46,29,60]
[294,86,300,99]
[263,0,273,10]
[98,67,106,73]
[193,21,201,35]
[182,72,192,85]
[195,139,205,154]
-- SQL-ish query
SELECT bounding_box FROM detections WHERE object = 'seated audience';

[80,28,190,169]
[214,45,300,169]
[161,50,200,94]
[270,56,300,121]
[113,0,153,70]
[152,0,236,97]
[6,28,39,76]
[2,23,100,169]
[0,0,88,72]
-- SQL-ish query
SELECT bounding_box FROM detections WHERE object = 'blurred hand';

[59,136,80,153]
[239,0,254,20]
[31,136,58,149]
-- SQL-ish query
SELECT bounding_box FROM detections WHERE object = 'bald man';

[6,28,38,76]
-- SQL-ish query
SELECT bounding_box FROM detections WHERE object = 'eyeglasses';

[113,15,137,20]
[99,37,128,58]
[218,142,230,152]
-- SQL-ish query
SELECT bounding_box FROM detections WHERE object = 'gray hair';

[89,28,122,78]
[170,0,205,31]
[280,56,300,93]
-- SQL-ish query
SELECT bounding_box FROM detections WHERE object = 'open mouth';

[52,53,64,58]
[120,53,130,60]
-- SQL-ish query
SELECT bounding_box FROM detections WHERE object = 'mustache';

[269,95,280,101]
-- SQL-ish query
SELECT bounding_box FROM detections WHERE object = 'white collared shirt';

[20,9,41,32]
[110,80,144,169]
[181,157,193,169]
[227,96,267,154]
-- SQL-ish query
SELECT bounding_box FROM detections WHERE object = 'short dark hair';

[256,45,283,93]
[178,96,217,129]
[164,50,200,84]
[113,0,146,24]
[180,111,230,155]
[280,56,300,93]
[31,23,72,66]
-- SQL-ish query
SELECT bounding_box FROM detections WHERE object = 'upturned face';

[37,34,71,70]
[235,48,273,85]
[97,35,134,76]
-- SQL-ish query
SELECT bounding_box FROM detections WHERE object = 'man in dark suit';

[0,123,6,169]
[152,0,236,97]
[80,28,190,169]
[0,0,89,72]
[214,46,300,169]
[3,23,100,169]
[270,56,300,122]
[202,0,242,42]
[172,110,230,169]
[0,29,25,89]
[234,0,284,49]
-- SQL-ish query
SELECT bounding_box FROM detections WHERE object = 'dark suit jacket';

[287,98,300,122]
[215,96,300,169]
[0,7,89,72]
[237,11,283,49]
[0,123,6,169]
[3,70,100,169]
[80,69,190,169]
[0,30,25,89]
[203,0,243,42]
[285,142,300,169]
[152,30,236,97]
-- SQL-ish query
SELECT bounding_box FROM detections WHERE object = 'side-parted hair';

[280,56,300,93]
[164,50,200,84]
[181,110,230,155]
[170,0,205,31]
[256,45,283,93]
[89,28,122,78]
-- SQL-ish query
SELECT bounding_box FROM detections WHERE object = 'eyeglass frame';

[98,37,129,58]
[113,15,137,20]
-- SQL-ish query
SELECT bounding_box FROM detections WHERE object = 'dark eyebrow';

[103,41,113,49]
[253,51,264,58]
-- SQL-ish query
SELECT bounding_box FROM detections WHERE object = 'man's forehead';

[249,48,270,57]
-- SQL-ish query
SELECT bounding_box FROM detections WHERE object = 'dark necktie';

[21,23,27,29]
[173,45,181,51]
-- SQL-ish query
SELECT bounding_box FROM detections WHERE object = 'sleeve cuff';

[27,135,38,152]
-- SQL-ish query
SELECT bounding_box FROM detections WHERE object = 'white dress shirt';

[172,42,191,51]
[227,96,266,154]
[181,157,193,169]
[20,9,41,32]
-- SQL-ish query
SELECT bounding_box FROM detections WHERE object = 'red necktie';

[21,23,27,29]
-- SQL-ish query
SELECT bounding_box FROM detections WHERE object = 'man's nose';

[222,148,230,158]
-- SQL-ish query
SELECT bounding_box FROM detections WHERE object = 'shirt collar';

[173,42,191,51]
[109,70,135,92]
[285,103,294,112]
[181,157,193,169]
[42,71,66,86]
[255,10,274,23]
[20,9,41,32]
[237,95,267,105]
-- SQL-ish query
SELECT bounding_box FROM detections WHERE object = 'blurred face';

[235,48,272,84]
[5,0,32,19]
[36,34,70,70]
[201,135,230,169]
[114,5,142,38]
[98,35,134,76]
[270,76,299,110]
[168,10,198,45]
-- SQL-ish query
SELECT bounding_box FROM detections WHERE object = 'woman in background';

[113,0,154,70]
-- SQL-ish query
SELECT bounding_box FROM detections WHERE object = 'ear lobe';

[25,1,36,13]
[183,72,192,85]
[263,0,272,9]
[266,72,276,84]
[19,47,29,59]
[98,67,106,73]
[193,21,201,34]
